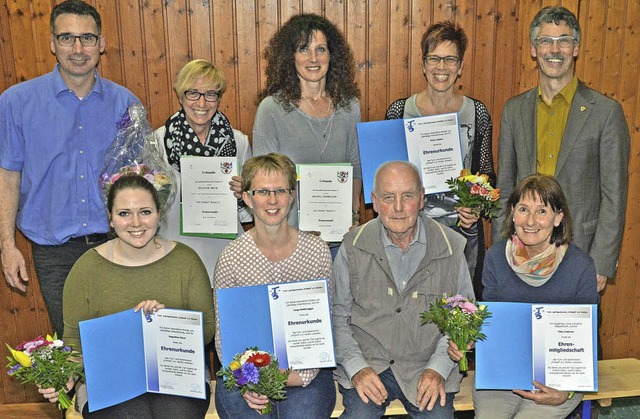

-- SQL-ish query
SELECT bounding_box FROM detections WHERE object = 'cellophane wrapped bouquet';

[420,294,491,372]
[216,347,290,414]
[446,169,500,220]
[6,334,83,409]
[99,103,176,208]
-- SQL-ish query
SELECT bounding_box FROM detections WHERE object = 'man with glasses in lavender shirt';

[493,6,629,297]
[0,0,138,336]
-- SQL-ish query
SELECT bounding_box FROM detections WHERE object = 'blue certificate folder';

[79,309,205,412]
[475,302,598,391]
[357,119,409,203]
[217,279,335,368]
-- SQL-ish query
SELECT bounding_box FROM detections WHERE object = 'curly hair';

[258,13,359,112]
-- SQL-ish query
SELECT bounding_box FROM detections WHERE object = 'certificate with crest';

[297,164,353,242]
[180,156,238,237]
[357,114,463,202]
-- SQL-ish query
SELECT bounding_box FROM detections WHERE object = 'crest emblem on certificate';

[220,161,233,175]
[337,170,350,183]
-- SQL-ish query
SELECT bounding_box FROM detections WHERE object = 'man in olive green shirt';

[494,6,630,292]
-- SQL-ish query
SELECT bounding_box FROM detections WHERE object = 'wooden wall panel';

[1,0,639,405]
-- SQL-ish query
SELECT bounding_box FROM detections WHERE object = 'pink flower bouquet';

[446,169,500,221]
[420,294,491,372]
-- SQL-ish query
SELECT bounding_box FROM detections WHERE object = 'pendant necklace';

[302,96,335,159]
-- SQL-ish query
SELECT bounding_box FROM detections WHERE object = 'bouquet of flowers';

[100,103,176,208]
[100,163,172,207]
[6,334,83,410]
[420,294,491,372]
[216,347,290,414]
[446,169,500,220]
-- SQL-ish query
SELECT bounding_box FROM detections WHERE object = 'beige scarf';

[505,235,568,287]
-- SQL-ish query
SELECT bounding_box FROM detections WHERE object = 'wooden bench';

[66,358,640,418]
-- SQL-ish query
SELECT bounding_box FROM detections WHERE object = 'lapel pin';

[580,106,586,111]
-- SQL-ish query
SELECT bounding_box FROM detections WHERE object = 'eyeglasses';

[247,189,294,198]
[184,90,220,102]
[55,33,100,47]
[534,36,577,49]
[423,55,461,66]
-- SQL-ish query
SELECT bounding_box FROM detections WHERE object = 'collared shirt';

[381,216,427,291]
[536,76,578,175]
[0,65,138,245]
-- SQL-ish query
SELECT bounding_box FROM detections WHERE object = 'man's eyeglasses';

[55,34,99,47]
[423,55,461,67]
[184,90,220,103]
[534,36,577,49]
[247,189,294,198]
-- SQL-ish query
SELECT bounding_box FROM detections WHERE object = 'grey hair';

[530,6,581,44]
[372,161,422,196]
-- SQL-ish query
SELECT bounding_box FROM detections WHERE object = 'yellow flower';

[154,173,171,186]
[488,188,500,201]
[229,361,242,371]
[6,344,33,367]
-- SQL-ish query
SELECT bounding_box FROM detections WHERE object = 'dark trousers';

[32,238,106,336]
[82,384,211,418]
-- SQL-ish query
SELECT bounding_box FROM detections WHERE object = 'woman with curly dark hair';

[252,14,362,239]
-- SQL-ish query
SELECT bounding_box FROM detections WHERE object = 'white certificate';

[267,279,335,370]
[142,309,206,399]
[531,305,596,391]
[297,164,352,242]
[180,156,238,235]
[404,113,463,193]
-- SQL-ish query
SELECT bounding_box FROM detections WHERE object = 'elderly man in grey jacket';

[332,161,474,418]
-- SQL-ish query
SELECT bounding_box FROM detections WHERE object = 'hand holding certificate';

[297,164,353,242]
[180,156,238,236]
[217,279,336,370]
[475,302,597,392]
[79,308,206,411]
[357,113,463,202]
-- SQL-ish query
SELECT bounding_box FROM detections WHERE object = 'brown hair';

[501,174,572,245]
[421,21,468,60]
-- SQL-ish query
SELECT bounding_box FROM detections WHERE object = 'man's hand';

[596,274,607,293]
[1,245,28,292]
[513,380,571,406]
[352,367,388,405]
[416,368,446,411]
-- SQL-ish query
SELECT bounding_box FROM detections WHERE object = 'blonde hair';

[173,59,227,100]
[242,153,297,192]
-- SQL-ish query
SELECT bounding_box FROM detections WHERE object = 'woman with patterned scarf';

[450,174,598,418]
[155,59,252,280]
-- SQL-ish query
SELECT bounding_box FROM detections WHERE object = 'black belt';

[68,233,108,244]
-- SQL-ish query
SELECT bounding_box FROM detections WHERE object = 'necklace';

[301,109,335,159]
[303,95,332,119]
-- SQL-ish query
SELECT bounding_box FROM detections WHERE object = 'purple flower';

[8,364,22,375]
[234,362,260,386]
